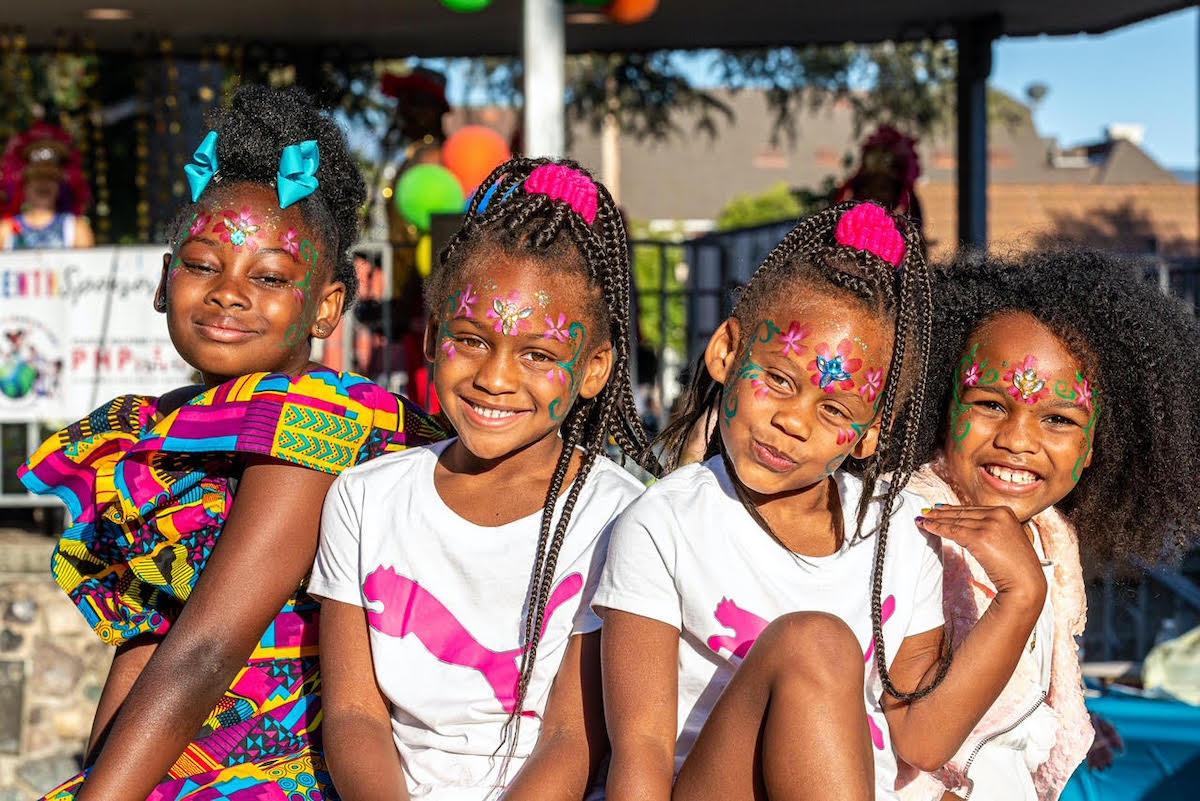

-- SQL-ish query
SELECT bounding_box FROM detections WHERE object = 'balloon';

[442,126,511,195]
[439,0,492,12]
[416,235,434,278]
[395,164,465,233]
[607,0,658,24]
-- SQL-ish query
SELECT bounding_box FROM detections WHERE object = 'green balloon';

[440,0,492,11]
[395,164,465,233]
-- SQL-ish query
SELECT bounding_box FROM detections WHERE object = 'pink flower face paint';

[809,339,863,393]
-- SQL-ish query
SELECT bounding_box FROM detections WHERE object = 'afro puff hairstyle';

[168,85,367,306]
[918,249,1200,566]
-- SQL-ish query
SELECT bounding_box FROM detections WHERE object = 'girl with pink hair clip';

[312,157,659,800]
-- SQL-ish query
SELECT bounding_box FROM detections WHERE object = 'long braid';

[429,157,660,771]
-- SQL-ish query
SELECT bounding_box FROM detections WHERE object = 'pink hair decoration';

[524,164,598,224]
[835,202,906,267]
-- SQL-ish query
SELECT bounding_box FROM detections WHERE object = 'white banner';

[0,246,193,422]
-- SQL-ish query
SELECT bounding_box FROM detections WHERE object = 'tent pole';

[523,0,566,158]
[956,16,999,251]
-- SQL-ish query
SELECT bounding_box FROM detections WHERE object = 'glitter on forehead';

[535,290,551,308]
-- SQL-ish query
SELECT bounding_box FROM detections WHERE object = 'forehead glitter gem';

[1005,355,1047,404]
[809,340,862,392]
[488,295,534,336]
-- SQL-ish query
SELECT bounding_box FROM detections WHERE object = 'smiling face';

[154,183,345,387]
[707,292,893,502]
[943,312,1098,523]
[425,252,612,469]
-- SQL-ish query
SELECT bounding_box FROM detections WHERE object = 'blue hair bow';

[277,140,320,209]
[184,131,219,202]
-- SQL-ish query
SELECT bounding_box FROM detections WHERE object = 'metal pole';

[955,17,999,252]
[523,0,566,158]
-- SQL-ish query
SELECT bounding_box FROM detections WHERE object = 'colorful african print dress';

[19,370,444,801]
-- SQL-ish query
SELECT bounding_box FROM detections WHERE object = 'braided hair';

[167,85,367,306]
[916,249,1200,567]
[658,201,943,700]
[425,156,659,759]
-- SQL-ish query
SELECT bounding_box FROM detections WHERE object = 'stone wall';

[0,529,109,801]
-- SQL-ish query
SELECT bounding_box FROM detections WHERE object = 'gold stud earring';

[315,324,327,336]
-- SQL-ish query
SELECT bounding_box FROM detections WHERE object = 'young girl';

[18,86,442,800]
[309,157,658,800]
[897,249,1200,801]
[594,201,1052,801]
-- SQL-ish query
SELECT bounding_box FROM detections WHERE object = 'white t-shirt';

[310,440,644,800]
[592,457,944,800]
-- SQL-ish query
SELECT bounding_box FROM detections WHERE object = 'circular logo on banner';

[0,315,63,408]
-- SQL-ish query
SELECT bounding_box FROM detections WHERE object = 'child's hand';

[1086,712,1124,770]
[917,505,1047,604]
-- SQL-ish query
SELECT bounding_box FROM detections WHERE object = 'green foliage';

[716,182,803,231]
[629,220,688,357]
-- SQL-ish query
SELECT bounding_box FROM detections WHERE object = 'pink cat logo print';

[363,567,583,716]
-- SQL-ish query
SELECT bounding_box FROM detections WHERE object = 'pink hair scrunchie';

[525,164,599,225]
[835,202,906,267]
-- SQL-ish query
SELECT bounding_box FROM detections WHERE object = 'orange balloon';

[606,0,658,25]
[441,126,512,194]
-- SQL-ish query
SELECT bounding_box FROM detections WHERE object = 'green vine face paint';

[160,182,330,387]
[432,256,603,466]
[942,312,1099,523]
[712,294,892,500]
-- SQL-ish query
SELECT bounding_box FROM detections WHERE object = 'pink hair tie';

[525,164,599,225]
[835,202,906,267]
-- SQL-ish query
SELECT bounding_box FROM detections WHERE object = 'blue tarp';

[1062,693,1200,800]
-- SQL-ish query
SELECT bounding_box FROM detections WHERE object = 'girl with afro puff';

[897,249,1200,801]
[19,86,443,800]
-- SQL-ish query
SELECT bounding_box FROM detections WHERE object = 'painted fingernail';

[915,515,925,523]
[934,503,946,508]
[920,507,932,514]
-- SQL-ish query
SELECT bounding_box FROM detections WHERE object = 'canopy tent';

[6,0,1194,248]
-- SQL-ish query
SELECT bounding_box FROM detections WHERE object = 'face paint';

[548,321,587,421]
[280,227,301,260]
[1005,355,1048,404]
[456,284,478,318]
[809,339,863,392]
[859,367,884,404]
[1051,370,1100,481]
[544,313,570,343]
[281,239,320,348]
[217,207,264,251]
[722,320,781,425]
[949,342,1001,447]
[488,293,534,336]
[778,321,811,357]
[188,212,211,238]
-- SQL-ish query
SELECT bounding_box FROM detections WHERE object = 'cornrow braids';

[425,157,660,764]
[657,200,942,700]
[166,85,367,306]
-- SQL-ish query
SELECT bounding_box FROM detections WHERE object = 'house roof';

[10,1,1195,56]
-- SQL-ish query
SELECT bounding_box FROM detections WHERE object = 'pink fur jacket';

[895,461,1094,801]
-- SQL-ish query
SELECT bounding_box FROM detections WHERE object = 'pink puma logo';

[864,594,895,751]
[707,597,770,658]
[707,594,897,751]
[363,566,583,716]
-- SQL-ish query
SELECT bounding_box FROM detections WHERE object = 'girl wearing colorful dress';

[595,202,1051,801]
[897,250,1200,801]
[19,86,442,801]
[310,158,658,800]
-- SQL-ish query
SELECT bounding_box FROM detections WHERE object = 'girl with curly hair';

[898,249,1200,801]
[19,85,443,800]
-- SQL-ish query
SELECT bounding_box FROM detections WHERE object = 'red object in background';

[0,122,92,217]
[441,126,511,195]
[606,0,659,25]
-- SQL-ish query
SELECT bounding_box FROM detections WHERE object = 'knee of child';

[755,611,864,682]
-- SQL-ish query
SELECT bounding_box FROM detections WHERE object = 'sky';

[990,6,1197,171]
